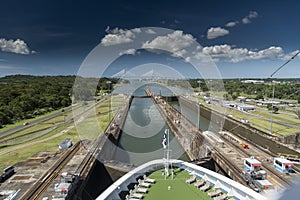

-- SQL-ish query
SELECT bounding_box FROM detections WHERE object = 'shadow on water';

[80,160,113,200]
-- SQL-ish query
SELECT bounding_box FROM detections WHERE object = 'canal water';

[82,82,214,199]
[113,82,193,165]
[170,101,221,132]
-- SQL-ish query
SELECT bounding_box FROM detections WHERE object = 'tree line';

[0,75,75,127]
[189,79,300,102]
[0,75,119,128]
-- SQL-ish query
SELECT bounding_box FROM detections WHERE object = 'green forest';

[189,79,300,102]
[0,75,119,127]
[1,75,299,128]
[0,75,75,127]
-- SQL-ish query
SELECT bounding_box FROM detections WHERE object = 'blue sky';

[0,0,299,78]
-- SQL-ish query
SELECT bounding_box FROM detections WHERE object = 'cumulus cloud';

[119,48,137,56]
[199,44,286,63]
[225,21,239,27]
[101,27,140,46]
[0,38,33,54]
[131,28,142,33]
[248,11,258,18]
[145,29,156,34]
[142,30,195,57]
[242,11,258,24]
[284,50,300,60]
[185,56,191,62]
[242,17,251,24]
[207,27,229,39]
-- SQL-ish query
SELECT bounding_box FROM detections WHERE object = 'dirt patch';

[11,175,33,180]
[23,161,41,167]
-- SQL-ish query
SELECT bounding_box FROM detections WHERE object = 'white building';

[236,103,256,111]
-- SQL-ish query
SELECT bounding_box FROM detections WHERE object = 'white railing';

[96,159,268,200]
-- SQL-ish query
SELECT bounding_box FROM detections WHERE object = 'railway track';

[220,128,300,172]
[174,97,298,187]
[19,141,81,200]
[220,131,297,188]
[222,134,291,187]
[74,97,132,197]
[211,149,247,185]
[147,90,296,189]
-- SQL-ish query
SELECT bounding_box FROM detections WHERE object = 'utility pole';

[106,81,112,124]
[269,51,299,135]
[197,80,201,130]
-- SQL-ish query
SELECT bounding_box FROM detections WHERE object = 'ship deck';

[97,159,267,200]
[139,168,229,200]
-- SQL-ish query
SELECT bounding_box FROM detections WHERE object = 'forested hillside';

[0,75,120,128]
[0,75,75,127]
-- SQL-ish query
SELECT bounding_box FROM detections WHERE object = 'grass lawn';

[191,96,299,136]
[0,106,70,133]
[142,169,212,200]
[0,98,120,171]
[0,128,80,170]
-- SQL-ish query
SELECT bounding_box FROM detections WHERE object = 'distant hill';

[0,75,75,127]
[0,75,120,128]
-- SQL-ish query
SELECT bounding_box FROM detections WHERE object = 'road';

[0,104,80,138]
[191,95,300,130]
[0,100,103,156]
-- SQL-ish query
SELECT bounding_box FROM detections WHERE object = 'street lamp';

[197,80,201,130]
[106,81,112,123]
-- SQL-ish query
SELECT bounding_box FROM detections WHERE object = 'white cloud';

[284,50,300,60]
[132,28,142,33]
[242,17,251,24]
[242,11,258,24]
[198,44,287,63]
[185,56,191,62]
[119,48,136,56]
[225,11,258,27]
[0,65,14,69]
[0,65,21,70]
[145,29,156,34]
[0,38,33,54]
[248,11,258,19]
[249,46,283,60]
[172,49,187,57]
[101,27,140,46]
[207,27,229,39]
[142,30,195,57]
[225,21,239,27]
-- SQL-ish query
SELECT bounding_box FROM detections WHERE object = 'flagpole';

[162,128,171,179]
[167,128,169,175]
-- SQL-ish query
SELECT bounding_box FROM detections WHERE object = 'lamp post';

[197,80,201,130]
[106,81,112,123]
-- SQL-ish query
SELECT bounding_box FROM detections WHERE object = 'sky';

[0,0,300,78]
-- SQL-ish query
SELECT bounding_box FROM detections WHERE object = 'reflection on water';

[114,82,190,165]
[170,101,221,132]
[113,81,192,97]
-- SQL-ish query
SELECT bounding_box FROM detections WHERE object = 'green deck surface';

[142,169,212,200]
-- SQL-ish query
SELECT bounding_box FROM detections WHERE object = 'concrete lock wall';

[178,97,300,157]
